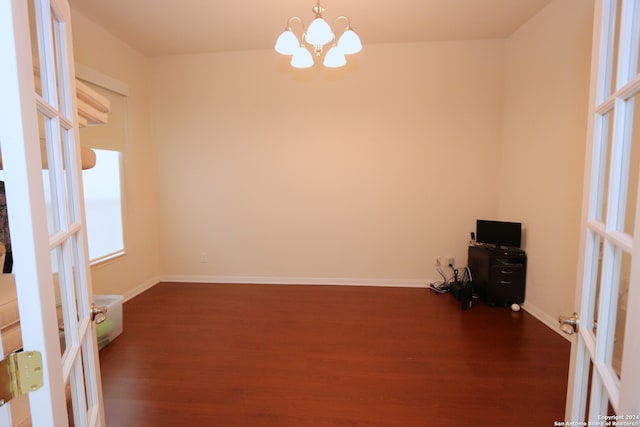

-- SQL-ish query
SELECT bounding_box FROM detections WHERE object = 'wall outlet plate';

[435,256,454,267]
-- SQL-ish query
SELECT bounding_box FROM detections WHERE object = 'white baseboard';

[160,275,431,289]
[121,275,162,302]
[522,300,571,342]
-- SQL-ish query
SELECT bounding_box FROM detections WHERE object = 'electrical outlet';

[435,256,454,268]
[200,252,208,263]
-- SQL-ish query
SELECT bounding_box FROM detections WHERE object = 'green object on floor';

[96,318,114,338]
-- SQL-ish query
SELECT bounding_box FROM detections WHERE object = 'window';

[73,66,129,264]
[82,148,124,262]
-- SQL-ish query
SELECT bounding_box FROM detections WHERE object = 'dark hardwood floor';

[98,282,571,426]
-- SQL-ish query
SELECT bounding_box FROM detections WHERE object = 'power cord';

[428,263,474,295]
[428,263,455,293]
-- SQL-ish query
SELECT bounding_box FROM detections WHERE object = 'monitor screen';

[476,220,522,248]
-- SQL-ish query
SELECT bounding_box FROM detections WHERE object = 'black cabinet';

[467,245,526,306]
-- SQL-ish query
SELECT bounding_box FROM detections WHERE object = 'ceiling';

[69,0,553,57]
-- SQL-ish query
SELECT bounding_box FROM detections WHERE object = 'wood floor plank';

[99,282,570,426]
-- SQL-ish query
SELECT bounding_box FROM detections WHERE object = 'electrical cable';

[428,264,475,295]
[428,265,455,293]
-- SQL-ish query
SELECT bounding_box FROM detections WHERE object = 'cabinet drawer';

[490,265,524,285]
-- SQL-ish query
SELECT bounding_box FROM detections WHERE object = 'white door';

[0,0,105,425]
[563,0,640,421]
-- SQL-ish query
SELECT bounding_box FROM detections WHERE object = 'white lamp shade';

[291,47,314,69]
[305,18,334,46]
[323,46,347,68]
[275,30,299,55]
[337,29,362,55]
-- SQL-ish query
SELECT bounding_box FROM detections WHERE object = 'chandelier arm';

[334,15,352,30]
[286,16,307,40]
[287,16,306,32]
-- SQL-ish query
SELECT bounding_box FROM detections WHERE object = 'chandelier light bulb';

[305,18,334,46]
[323,46,347,68]
[275,30,300,55]
[337,29,362,55]
[291,46,314,69]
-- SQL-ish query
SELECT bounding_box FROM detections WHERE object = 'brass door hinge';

[0,351,44,406]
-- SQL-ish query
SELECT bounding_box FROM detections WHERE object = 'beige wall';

[71,10,162,299]
[500,0,594,326]
[68,0,596,330]
[149,41,505,283]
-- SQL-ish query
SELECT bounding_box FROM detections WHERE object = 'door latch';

[558,312,579,335]
[0,351,44,406]
[90,303,108,324]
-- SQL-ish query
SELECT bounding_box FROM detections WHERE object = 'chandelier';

[274,0,362,69]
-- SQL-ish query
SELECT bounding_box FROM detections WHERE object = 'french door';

[563,0,640,420]
[0,0,105,425]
